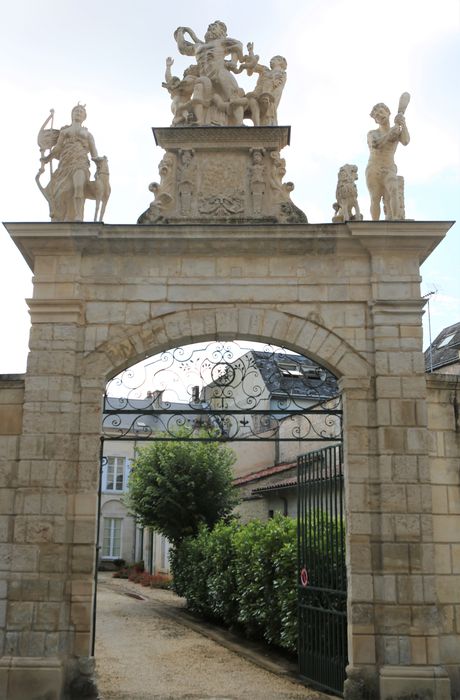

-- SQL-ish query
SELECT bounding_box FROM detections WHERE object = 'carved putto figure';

[162,57,200,126]
[242,45,287,126]
[365,92,410,220]
[36,105,110,222]
[167,21,287,127]
[332,164,363,223]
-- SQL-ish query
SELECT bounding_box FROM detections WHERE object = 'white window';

[102,517,122,558]
[103,457,130,492]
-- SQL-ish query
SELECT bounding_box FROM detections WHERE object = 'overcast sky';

[1,0,459,373]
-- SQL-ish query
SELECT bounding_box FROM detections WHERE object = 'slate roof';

[424,321,460,371]
[249,351,339,401]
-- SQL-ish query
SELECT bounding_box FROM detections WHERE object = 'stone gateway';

[0,19,459,700]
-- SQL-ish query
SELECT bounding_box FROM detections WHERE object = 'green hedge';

[171,514,298,652]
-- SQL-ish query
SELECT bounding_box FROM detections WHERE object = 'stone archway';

[0,219,456,699]
[84,306,372,380]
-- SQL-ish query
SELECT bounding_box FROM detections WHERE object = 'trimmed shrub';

[171,512,344,655]
[171,514,297,652]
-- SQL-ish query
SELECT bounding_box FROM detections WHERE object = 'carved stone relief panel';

[197,153,247,218]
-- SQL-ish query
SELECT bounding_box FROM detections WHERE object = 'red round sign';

[300,567,309,587]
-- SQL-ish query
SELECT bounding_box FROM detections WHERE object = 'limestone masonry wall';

[0,220,457,699]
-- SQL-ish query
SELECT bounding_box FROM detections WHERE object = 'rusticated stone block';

[39,544,68,574]
[9,578,48,602]
[351,634,376,664]
[375,604,411,633]
[7,602,34,628]
[433,514,460,542]
[34,602,64,631]
[11,545,39,572]
[71,545,94,574]
[70,602,91,631]
[381,544,410,573]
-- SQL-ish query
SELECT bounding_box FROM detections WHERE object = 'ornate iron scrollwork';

[103,340,342,442]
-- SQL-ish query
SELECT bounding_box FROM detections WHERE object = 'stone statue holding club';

[365,92,410,220]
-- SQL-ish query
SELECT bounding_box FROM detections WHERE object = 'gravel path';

[94,575,329,700]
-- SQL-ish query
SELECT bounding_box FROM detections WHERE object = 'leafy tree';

[125,431,238,544]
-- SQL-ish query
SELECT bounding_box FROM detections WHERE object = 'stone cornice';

[426,372,460,389]
[369,299,426,313]
[4,220,453,272]
[153,125,291,150]
[27,299,84,324]
[346,220,454,263]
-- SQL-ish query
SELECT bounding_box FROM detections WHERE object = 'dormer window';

[277,362,303,377]
[437,333,455,348]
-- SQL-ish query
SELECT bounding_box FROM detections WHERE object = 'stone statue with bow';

[36,104,111,222]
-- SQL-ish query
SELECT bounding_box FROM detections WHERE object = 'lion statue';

[332,164,363,223]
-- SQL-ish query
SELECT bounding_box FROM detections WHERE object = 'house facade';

[100,394,192,573]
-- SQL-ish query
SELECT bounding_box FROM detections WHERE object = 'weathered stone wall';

[427,373,460,697]
[0,219,456,699]
[0,376,25,668]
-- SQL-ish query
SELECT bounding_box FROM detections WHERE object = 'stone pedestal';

[0,657,63,700]
[380,664,451,699]
[137,126,307,225]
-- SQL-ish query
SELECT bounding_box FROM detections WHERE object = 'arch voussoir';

[85,306,371,382]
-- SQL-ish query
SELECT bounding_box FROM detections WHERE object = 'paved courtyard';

[94,575,330,700]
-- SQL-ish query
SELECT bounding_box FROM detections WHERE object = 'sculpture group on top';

[33,20,412,226]
[137,20,307,224]
[163,21,287,128]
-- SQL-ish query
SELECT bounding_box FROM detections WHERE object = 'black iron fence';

[297,444,347,696]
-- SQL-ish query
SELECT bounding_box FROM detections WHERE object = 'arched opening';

[95,337,347,695]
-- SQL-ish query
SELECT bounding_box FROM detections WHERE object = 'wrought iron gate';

[297,444,347,696]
